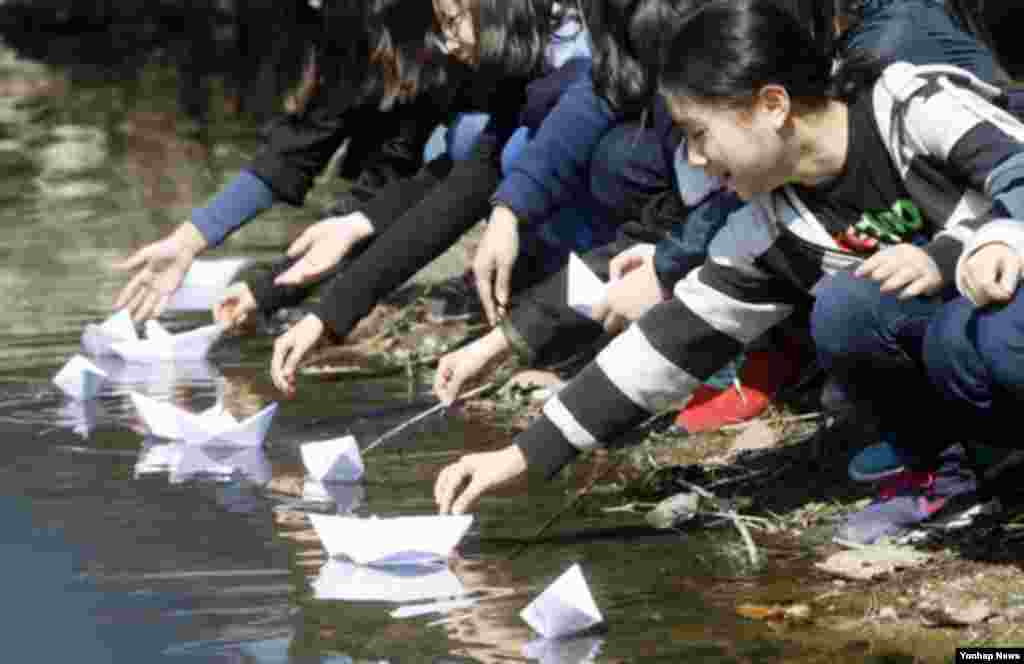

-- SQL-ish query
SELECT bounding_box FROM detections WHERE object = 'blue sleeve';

[653,189,744,290]
[190,170,276,248]
[491,63,616,224]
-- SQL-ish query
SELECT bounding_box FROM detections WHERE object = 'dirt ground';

[292,285,1024,662]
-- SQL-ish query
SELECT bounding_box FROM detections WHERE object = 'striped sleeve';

[515,204,798,479]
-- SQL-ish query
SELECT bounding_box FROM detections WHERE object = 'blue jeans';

[811,271,955,465]
[846,0,1002,83]
[923,290,1024,449]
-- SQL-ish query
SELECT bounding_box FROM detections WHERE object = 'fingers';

[474,259,497,326]
[274,255,316,286]
[450,475,486,515]
[494,262,512,320]
[110,246,151,273]
[433,355,460,404]
[609,254,643,280]
[271,336,297,396]
[285,225,317,259]
[435,462,472,514]
[113,266,152,311]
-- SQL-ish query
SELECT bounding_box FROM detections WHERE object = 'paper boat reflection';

[307,513,473,566]
[312,559,467,604]
[54,398,103,438]
[522,636,605,663]
[301,479,366,513]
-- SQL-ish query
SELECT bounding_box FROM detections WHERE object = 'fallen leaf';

[815,545,931,581]
[920,601,993,627]
[726,420,778,458]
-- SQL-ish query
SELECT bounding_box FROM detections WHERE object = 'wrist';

[175,221,209,256]
[482,327,513,358]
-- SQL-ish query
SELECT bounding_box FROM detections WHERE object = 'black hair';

[658,0,883,112]
[291,0,453,114]
[472,0,569,78]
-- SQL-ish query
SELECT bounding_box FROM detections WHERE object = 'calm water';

[0,29,918,664]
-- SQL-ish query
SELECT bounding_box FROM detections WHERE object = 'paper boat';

[522,636,604,663]
[566,253,610,319]
[134,440,271,485]
[53,354,109,400]
[300,435,364,482]
[129,391,277,446]
[170,444,271,485]
[520,564,603,639]
[311,559,467,603]
[301,479,366,512]
[307,513,474,566]
[110,320,224,362]
[165,257,252,312]
[81,309,137,357]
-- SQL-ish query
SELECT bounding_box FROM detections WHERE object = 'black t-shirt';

[794,90,927,254]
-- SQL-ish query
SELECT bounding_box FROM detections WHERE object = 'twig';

[720,412,823,432]
[729,509,760,567]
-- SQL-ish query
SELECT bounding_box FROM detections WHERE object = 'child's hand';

[608,243,655,280]
[112,222,207,321]
[591,255,668,334]
[434,445,527,514]
[433,329,511,405]
[473,206,521,325]
[270,314,325,396]
[854,244,942,298]
[213,282,257,332]
[961,242,1022,307]
[274,212,374,286]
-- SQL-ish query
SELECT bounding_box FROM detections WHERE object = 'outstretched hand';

[112,222,208,321]
[270,313,325,396]
[434,445,528,514]
[473,206,521,325]
[433,329,511,405]
[274,212,375,286]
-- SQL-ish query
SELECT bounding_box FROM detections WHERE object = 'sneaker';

[835,454,978,545]
[674,346,805,433]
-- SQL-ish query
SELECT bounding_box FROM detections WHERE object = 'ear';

[754,84,790,131]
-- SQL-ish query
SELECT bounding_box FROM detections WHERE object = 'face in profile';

[433,0,477,64]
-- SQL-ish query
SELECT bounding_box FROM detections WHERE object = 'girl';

[112,0,479,322]
[264,0,625,396]
[433,0,1024,523]
[432,0,1003,430]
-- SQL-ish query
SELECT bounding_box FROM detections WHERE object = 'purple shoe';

[835,456,978,545]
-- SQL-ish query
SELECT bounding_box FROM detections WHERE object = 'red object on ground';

[674,345,806,433]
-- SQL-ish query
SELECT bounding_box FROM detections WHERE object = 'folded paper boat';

[53,354,109,400]
[566,253,610,320]
[129,391,277,446]
[110,320,224,361]
[301,435,364,482]
[520,564,603,639]
[307,513,474,566]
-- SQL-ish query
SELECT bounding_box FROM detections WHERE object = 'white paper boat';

[170,444,272,485]
[300,435,364,482]
[522,636,604,663]
[81,309,137,357]
[312,559,467,603]
[307,513,474,566]
[110,320,225,361]
[165,258,252,312]
[134,440,270,484]
[100,357,221,400]
[566,253,610,320]
[520,564,603,639]
[129,391,277,446]
[301,479,365,513]
[53,354,108,400]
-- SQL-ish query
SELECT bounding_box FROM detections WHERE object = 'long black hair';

[471,0,572,78]
[658,0,882,112]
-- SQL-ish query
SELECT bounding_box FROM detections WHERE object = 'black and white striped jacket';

[515,62,1024,478]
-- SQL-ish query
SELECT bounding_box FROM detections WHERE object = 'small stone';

[877,607,899,621]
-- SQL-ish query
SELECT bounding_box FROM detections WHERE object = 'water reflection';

[522,636,604,664]
[135,438,272,486]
